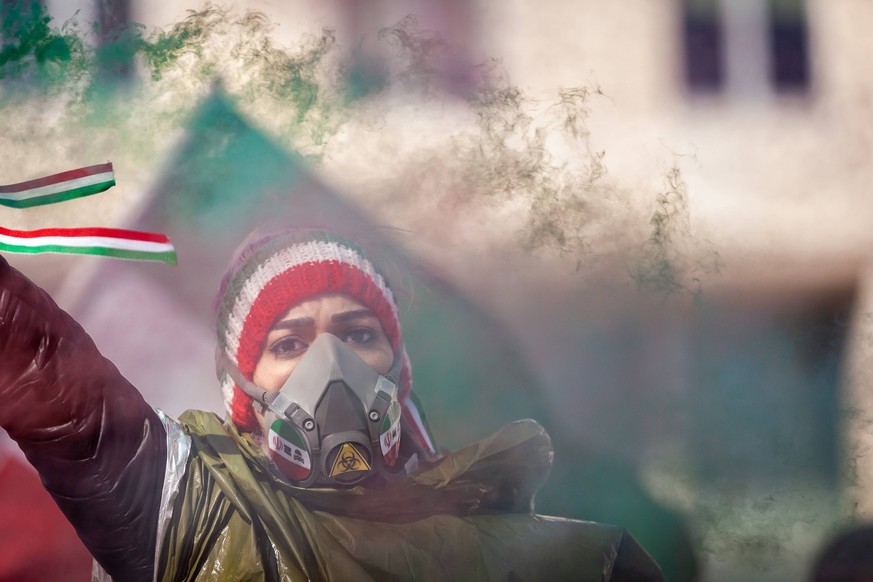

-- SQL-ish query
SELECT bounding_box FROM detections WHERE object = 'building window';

[682,0,724,93]
[95,0,133,82]
[768,0,810,92]
[681,0,810,97]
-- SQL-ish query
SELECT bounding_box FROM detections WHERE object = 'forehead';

[278,293,370,321]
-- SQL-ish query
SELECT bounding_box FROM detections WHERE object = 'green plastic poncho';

[158,411,664,581]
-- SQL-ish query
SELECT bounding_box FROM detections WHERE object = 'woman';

[0,227,664,581]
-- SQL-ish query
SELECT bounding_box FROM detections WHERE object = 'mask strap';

[386,349,403,386]
[215,347,279,407]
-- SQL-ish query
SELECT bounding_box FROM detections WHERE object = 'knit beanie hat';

[214,228,437,457]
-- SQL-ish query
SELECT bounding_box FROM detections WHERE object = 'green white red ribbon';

[1,164,177,264]
[0,226,177,264]
[0,163,116,208]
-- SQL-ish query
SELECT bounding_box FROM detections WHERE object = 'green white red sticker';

[379,402,401,466]
[268,420,311,481]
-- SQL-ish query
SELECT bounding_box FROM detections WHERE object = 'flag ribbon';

[1,164,177,264]
[0,226,177,265]
[0,163,116,208]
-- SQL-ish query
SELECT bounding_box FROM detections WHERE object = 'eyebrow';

[270,309,376,331]
[271,317,314,331]
[330,309,376,324]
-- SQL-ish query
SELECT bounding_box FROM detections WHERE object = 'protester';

[0,227,665,580]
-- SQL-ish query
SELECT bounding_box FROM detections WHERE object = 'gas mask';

[219,333,411,487]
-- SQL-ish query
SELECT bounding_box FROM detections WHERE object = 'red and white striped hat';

[214,228,437,458]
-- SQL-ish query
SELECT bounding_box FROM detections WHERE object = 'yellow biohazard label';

[329,442,371,477]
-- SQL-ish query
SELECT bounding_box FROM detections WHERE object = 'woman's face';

[252,292,394,395]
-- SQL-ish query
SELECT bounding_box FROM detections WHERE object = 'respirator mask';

[220,333,412,487]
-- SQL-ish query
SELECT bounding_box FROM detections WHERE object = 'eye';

[269,335,308,358]
[342,327,375,344]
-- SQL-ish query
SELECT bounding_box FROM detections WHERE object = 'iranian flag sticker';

[268,420,312,482]
[379,402,401,466]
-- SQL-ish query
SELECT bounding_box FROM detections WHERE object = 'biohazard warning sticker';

[329,442,372,477]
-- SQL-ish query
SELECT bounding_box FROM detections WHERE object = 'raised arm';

[0,256,167,581]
